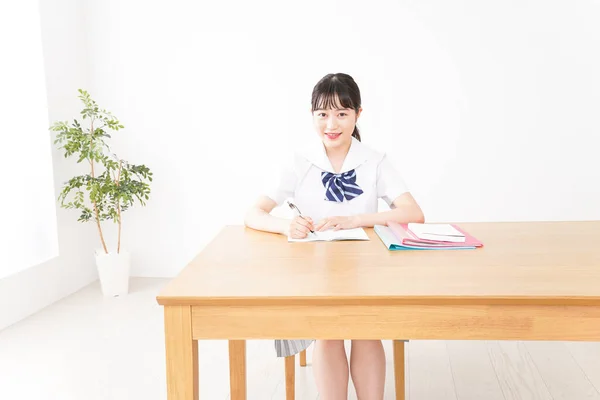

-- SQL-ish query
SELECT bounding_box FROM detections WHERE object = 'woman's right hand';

[288,216,314,239]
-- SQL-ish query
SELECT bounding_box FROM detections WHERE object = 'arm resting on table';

[356,192,425,227]
[244,196,291,236]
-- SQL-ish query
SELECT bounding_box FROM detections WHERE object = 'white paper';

[288,227,370,242]
[407,223,465,242]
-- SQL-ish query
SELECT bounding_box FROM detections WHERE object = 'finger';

[298,225,309,234]
[314,218,328,231]
[299,217,314,230]
[333,224,342,231]
[296,217,312,230]
[319,220,336,231]
[290,222,303,238]
[293,227,307,238]
[306,217,314,229]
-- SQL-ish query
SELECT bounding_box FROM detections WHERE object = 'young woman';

[244,73,424,400]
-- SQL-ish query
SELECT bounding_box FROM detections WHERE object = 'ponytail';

[352,126,361,142]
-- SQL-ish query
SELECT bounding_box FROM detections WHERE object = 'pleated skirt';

[274,338,409,357]
[274,339,314,357]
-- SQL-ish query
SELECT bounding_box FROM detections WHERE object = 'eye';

[339,113,347,117]
[318,113,326,117]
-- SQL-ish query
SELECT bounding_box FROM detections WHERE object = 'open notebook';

[288,227,370,242]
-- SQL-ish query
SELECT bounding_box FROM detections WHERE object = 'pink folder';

[387,222,484,248]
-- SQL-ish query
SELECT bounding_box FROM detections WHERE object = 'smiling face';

[312,94,362,150]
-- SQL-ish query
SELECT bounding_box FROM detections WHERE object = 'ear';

[356,107,363,119]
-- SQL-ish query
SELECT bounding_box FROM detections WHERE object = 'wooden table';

[156,221,600,399]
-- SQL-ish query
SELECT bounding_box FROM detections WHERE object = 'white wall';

[81,0,600,277]
[0,0,98,331]
[2,1,599,328]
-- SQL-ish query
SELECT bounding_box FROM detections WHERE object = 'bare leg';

[350,340,386,400]
[312,340,349,400]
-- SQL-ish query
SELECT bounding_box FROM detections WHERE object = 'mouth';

[325,132,342,140]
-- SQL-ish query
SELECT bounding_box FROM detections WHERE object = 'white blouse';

[266,137,409,223]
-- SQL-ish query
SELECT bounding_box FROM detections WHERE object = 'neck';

[324,140,352,160]
[324,139,352,173]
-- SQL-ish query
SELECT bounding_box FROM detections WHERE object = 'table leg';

[393,340,405,400]
[229,340,247,399]
[164,306,199,400]
[285,355,295,399]
[299,349,307,367]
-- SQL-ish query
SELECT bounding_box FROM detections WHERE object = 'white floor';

[1,278,599,400]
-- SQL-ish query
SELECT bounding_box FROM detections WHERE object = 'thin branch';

[90,118,109,254]
[115,160,123,254]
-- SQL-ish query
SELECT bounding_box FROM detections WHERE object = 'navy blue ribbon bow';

[321,169,363,202]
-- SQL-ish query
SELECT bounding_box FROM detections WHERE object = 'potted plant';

[51,89,153,297]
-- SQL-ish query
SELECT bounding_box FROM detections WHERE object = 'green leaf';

[49,88,153,230]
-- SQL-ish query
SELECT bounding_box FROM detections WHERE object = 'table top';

[156,221,600,307]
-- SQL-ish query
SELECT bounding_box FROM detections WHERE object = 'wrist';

[279,218,291,236]
[353,214,363,228]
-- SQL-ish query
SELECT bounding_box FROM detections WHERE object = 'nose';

[326,115,338,131]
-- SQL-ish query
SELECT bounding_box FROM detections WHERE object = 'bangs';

[311,81,358,112]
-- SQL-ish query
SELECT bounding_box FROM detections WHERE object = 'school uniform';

[266,136,410,357]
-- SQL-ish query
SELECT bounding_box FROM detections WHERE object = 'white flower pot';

[95,249,131,297]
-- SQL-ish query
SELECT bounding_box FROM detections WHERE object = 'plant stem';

[90,119,109,254]
[116,160,123,254]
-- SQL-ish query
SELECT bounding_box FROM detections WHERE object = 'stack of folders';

[374,222,484,251]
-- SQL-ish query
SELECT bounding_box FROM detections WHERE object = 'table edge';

[155,295,600,307]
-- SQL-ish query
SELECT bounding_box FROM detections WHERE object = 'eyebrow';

[315,108,350,112]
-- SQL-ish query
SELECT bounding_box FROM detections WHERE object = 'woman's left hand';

[315,216,361,231]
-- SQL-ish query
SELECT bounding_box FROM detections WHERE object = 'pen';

[286,201,315,233]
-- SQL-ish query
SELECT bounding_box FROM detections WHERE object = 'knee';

[316,339,345,352]
[351,339,382,351]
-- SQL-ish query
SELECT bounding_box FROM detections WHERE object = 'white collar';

[299,136,369,174]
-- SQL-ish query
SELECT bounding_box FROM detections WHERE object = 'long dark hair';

[311,73,362,142]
